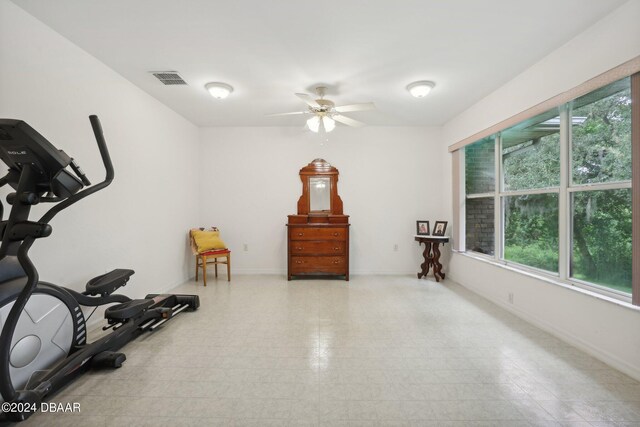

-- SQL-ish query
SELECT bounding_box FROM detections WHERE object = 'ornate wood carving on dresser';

[287,159,350,281]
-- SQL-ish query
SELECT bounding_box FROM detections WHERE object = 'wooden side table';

[415,235,449,282]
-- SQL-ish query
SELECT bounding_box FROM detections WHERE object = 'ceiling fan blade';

[334,102,376,113]
[333,114,366,128]
[265,111,308,117]
[295,93,320,108]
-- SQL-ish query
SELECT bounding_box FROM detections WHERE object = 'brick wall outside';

[465,198,494,254]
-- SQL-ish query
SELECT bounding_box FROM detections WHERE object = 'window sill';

[452,250,639,312]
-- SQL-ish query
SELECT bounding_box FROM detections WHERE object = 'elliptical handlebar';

[39,115,114,224]
[89,115,114,185]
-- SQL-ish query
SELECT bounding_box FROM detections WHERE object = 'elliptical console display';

[0,116,199,422]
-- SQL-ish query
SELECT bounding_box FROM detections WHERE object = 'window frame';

[632,72,640,306]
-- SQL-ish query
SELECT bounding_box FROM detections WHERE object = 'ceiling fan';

[267,87,375,133]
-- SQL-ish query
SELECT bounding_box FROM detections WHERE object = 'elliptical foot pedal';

[85,269,135,296]
[105,299,153,320]
[91,351,126,369]
[145,294,200,310]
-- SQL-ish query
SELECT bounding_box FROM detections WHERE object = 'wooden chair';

[189,228,231,286]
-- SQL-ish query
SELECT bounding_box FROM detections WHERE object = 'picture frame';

[433,221,448,236]
[416,220,430,236]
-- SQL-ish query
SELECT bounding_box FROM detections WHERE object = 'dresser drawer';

[289,227,346,241]
[290,241,345,255]
[290,256,346,274]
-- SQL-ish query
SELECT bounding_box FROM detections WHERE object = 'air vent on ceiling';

[150,71,188,85]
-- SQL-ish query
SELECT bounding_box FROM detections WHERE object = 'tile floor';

[19,275,640,426]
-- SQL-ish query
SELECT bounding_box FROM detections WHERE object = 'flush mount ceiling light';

[407,81,435,98]
[205,82,233,99]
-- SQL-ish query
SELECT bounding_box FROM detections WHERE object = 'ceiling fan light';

[205,82,233,99]
[307,116,320,133]
[322,117,336,132]
[407,81,435,98]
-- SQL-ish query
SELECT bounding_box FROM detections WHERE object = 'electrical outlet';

[508,292,514,304]
[393,244,399,252]
[243,243,248,251]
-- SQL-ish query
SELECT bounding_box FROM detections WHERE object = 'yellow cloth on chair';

[192,229,227,253]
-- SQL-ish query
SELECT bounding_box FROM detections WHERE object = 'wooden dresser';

[287,159,350,281]
[287,220,350,280]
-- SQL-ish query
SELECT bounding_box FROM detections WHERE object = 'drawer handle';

[334,247,340,251]
[298,232,304,236]
[296,260,303,264]
[296,247,303,250]
[333,232,339,236]
[333,260,339,264]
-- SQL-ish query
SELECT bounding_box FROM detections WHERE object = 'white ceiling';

[13,0,627,127]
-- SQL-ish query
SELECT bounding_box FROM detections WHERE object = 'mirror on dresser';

[287,159,350,281]
[309,177,331,212]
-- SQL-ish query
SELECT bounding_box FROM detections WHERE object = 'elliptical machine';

[0,115,199,421]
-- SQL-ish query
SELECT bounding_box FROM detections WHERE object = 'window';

[465,136,495,255]
[501,109,561,272]
[462,75,636,302]
[571,189,631,293]
[502,125,560,191]
[504,193,559,272]
[465,136,495,194]
[569,78,632,294]
[465,197,495,255]
[571,78,631,185]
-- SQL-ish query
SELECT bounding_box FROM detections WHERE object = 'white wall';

[0,1,200,308]
[199,126,443,276]
[441,0,640,379]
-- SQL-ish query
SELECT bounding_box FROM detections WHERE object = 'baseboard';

[213,268,283,275]
[213,270,418,277]
[350,270,418,276]
[448,272,640,382]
